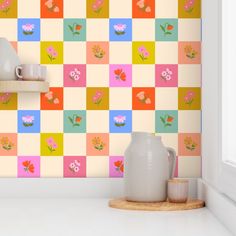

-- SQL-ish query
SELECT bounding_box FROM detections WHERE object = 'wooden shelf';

[0,80,49,93]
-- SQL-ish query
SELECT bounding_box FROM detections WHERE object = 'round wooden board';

[109,198,205,211]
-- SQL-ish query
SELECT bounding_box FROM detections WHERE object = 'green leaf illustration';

[160,24,165,33]
[68,25,74,33]
[68,116,74,125]
[160,116,165,124]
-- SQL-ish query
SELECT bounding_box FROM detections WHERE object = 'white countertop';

[0,198,232,236]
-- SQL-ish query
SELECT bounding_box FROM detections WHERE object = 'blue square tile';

[109,19,132,41]
[109,110,132,133]
[18,18,40,41]
[18,110,40,133]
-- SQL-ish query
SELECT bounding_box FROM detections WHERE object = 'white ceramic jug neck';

[131,132,161,142]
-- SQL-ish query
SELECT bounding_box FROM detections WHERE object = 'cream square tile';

[132,19,155,41]
[64,42,86,64]
[87,111,109,133]
[132,65,155,87]
[86,156,109,177]
[110,0,132,18]
[178,19,201,42]
[155,88,178,110]
[64,88,86,110]
[133,111,155,132]
[157,133,178,154]
[87,65,109,87]
[64,133,86,156]
[41,19,63,41]
[178,111,201,133]
[0,111,17,132]
[18,42,40,64]
[18,134,40,156]
[0,156,17,177]
[110,42,132,64]
[155,0,178,18]
[0,20,17,41]
[109,88,132,110]
[64,0,86,18]
[178,156,201,178]
[47,65,63,87]
[18,0,40,17]
[40,156,63,177]
[109,134,131,155]
[18,93,40,110]
[178,65,201,87]
[87,19,109,41]
[155,42,178,64]
[41,111,63,133]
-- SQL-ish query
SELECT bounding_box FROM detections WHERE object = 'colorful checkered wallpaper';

[0,0,201,178]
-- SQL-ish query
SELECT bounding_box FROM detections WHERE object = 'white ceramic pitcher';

[124,132,176,202]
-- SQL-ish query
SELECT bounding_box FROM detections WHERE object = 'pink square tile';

[178,133,201,156]
[64,156,86,178]
[155,64,178,87]
[18,156,40,178]
[64,64,86,87]
[109,156,124,177]
[109,65,132,87]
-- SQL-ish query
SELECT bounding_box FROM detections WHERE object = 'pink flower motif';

[45,0,53,9]
[143,51,149,57]
[45,91,53,100]
[138,46,145,53]
[47,46,54,54]
[52,51,58,57]
[47,137,54,145]
[145,6,151,12]
[52,143,58,149]
[145,98,151,104]
[137,0,145,8]
[184,96,189,102]
[53,6,59,12]
[53,98,59,104]
[136,91,145,100]
[187,91,194,97]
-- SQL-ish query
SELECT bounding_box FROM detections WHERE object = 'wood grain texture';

[109,198,205,211]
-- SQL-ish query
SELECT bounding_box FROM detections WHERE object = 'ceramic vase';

[0,38,20,80]
[124,132,176,202]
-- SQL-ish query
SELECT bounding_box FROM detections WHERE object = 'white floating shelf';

[0,80,49,93]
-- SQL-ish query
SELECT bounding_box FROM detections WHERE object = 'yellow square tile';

[178,65,201,87]
[0,20,17,41]
[47,65,64,87]
[155,42,178,64]
[18,0,40,17]
[18,42,40,64]
[109,42,132,64]
[64,88,86,110]
[0,156,17,177]
[0,111,17,132]
[87,19,109,41]
[41,111,63,133]
[178,19,201,41]
[155,88,178,110]
[40,156,63,177]
[157,133,178,154]
[64,42,86,64]
[132,19,155,41]
[64,133,86,156]
[109,88,132,110]
[109,134,131,155]
[41,19,63,41]
[87,111,109,133]
[178,156,201,178]
[86,65,109,87]
[110,0,132,18]
[18,93,40,110]
[64,0,86,18]
[132,111,155,132]
[155,0,178,18]
[178,110,201,133]
[132,65,155,87]
[86,156,109,177]
[18,134,40,156]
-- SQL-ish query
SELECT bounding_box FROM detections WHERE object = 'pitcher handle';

[167,147,176,179]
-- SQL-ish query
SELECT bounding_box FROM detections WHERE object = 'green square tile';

[64,110,86,133]
[64,19,86,41]
[156,19,178,41]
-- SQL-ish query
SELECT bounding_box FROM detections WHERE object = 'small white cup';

[168,179,189,203]
[15,64,47,81]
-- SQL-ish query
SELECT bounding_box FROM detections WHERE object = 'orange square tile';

[41,0,63,18]
[87,133,109,156]
[132,87,155,110]
[179,42,201,64]
[87,42,109,64]
[0,134,17,156]
[41,87,63,110]
[132,0,155,18]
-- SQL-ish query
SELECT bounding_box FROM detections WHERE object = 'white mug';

[15,64,47,81]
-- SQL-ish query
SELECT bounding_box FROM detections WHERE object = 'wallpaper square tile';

[0,0,201,178]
